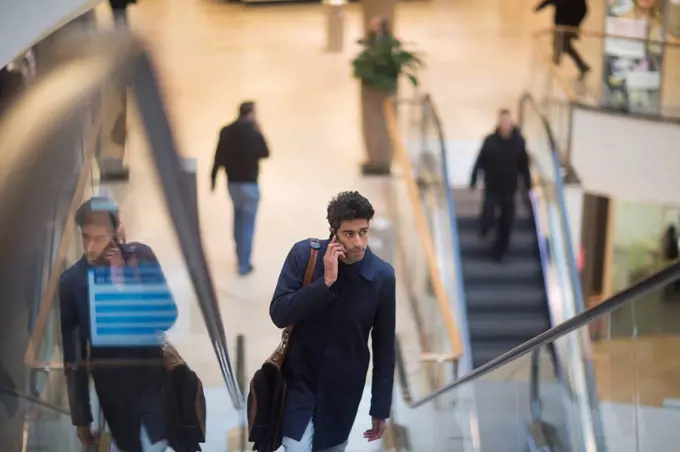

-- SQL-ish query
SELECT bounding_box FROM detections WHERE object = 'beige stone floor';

[88,0,599,449]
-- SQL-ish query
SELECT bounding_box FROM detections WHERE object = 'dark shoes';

[238,265,254,276]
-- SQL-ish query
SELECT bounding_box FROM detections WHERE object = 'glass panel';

[421,97,466,360]
[385,97,462,401]
[6,36,244,451]
[528,30,573,160]
[609,201,680,337]
[559,273,680,451]
[520,96,583,324]
[21,400,83,452]
[531,28,680,120]
[391,340,570,451]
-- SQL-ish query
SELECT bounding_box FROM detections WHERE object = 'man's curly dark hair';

[326,191,375,231]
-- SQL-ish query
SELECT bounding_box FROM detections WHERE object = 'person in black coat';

[210,101,270,276]
[270,191,396,452]
[59,197,173,452]
[535,0,591,79]
[470,109,532,262]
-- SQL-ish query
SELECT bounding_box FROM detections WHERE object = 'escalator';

[387,259,680,451]
[0,30,245,451]
[383,93,603,451]
[383,87,680,451]
[449,94,582,369]
[454,188,551,368]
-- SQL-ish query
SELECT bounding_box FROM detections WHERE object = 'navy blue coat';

[59,242,168,452]
[270,239,396,451]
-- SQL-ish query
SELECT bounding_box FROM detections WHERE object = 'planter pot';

[360,84,395,176]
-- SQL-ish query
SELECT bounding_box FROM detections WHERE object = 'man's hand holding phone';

[323,235,346,287]
[104,241,125,285]
[105,241,124,268]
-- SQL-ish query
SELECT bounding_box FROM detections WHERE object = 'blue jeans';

[228,182,260,274]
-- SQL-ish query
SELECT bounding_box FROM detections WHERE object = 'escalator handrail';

[422,94,468,357]
[518,92,585,313]
[384,96,464,360]
[410,259,680,408]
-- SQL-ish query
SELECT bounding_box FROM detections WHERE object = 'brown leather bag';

[247,238,320,452]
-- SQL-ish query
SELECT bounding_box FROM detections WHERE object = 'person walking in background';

[210,101,270,276]
[270,191,396,452]
[535,0,590,80]
[469,109,531,262]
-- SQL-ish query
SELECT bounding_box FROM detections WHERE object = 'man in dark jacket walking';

[535,0,590,79]
[270,191,396,452]
[211,101,270,276]
[470,109,532,262]
[60,197,174,452]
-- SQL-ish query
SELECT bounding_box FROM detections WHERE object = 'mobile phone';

[329,230,335,240]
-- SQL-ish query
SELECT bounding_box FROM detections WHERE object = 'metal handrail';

[0,29,243,408]
[410,259,680,407]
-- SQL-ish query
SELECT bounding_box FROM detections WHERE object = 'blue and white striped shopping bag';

[87,266,178,347]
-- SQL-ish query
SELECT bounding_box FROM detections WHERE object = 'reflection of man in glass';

[59,197,171,452]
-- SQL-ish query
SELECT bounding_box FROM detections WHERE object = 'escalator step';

[466,285,546,310]
[468,311,551,339]
[462,258,542,282]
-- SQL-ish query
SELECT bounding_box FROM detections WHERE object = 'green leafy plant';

[352,34,423,92]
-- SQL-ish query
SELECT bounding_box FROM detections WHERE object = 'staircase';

[453,189,552,369]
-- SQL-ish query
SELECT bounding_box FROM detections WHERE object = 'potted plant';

[352,20,422,175]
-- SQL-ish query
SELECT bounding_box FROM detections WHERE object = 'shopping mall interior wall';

[570,106,680,206]
[0,0,101,67]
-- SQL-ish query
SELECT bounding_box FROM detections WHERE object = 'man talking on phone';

[59,196,171,452]
[270,191,396,452]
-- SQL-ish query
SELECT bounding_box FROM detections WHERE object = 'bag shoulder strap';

[303,238,321,286]
[267,238,320,368]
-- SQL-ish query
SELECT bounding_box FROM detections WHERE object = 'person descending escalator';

[469,109,532,262]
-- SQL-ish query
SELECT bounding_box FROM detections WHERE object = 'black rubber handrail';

[410,256,680,408]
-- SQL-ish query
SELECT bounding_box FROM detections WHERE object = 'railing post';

[236,334,246,452]
[180,157,199,236]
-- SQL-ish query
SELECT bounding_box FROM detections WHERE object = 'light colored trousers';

[115,425,169,452]
[282,420,348,452]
